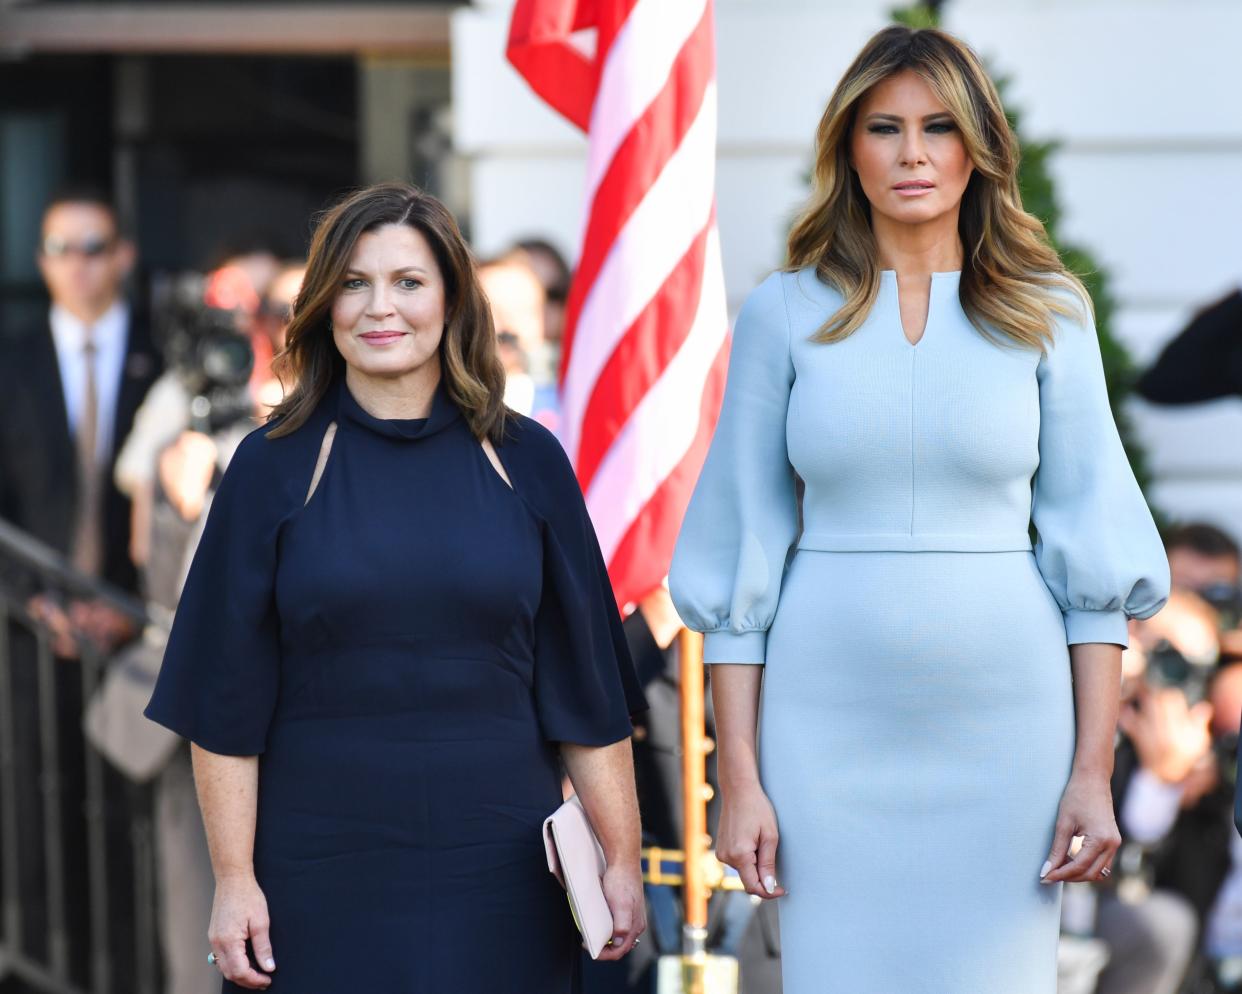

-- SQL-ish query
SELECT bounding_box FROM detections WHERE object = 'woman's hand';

[558,739,646,958]
[717,780,786,900]
[208,872,276,989]
[597,861,646,961]
[1040,771,1121,884]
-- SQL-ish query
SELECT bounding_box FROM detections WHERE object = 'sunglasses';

[41,234,117,259]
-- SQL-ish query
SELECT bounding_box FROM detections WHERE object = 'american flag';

[507,0,729,614]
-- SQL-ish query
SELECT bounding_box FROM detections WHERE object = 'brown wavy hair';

[267,183,509,443]
[786,25,1091,349]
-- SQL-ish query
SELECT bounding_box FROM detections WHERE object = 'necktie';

[71,331,103,576]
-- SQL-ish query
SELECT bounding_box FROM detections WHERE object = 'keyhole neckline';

[879,269,961,349]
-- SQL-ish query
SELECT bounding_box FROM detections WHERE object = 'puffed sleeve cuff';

[703,629,767,666]
[1063,608,1129,648]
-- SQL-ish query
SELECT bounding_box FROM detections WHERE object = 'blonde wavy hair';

[786,25,1091,349]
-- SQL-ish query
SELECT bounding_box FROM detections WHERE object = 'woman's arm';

[713,663,762,788]
[711,664,786,900]
[191,744,276,989]
[1040,643,1124,883]
[560,738,646,961]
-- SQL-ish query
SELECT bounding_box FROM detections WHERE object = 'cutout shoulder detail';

[304,421,338,506]
[480,437,514,490]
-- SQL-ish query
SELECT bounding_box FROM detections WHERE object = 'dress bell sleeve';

[143,428,287,755]
[1031,291,1170,647]
[518,422,647,746]
[669,271,797,665]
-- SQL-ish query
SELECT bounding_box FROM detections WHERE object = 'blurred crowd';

[2,186,1242,994]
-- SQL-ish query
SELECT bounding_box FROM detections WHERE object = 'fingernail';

[1039,860,1052,880]
[763,875,776,894]
[264,958,276,971]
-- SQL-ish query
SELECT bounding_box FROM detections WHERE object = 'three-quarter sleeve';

[669,271,797,665]
[1031,290,1170,647]
[143,428,287,755]
[507,418,647,746]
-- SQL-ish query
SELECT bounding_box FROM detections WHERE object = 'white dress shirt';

[1120,766,1185,845]
[49,300,130,467]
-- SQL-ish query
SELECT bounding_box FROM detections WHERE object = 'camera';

[1201,582,1242,632]
[1144,638,1213,705]
[156,274,255,435]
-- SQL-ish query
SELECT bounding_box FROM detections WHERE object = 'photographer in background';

[116,260,303,566]
[1097,558,1242,993]
[1166,523,1242,662]
[100,261,301,994]
[1089,591,1215,994]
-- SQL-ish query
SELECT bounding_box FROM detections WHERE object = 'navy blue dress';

[145,376,645,993]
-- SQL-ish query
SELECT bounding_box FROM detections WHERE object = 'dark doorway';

[0,56,115,334]
[0,53,360,335]
[129,55,358,270]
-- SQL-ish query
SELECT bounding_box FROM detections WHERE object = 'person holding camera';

[114,260,304,564]
[1166,524,1242,661]
[93,261,307,994]
[1099,587,1242,993]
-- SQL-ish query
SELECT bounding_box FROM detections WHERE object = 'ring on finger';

[1100,866,1112,878]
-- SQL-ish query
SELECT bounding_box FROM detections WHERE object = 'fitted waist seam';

[797,531,1033,553]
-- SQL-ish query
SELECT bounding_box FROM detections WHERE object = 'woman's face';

[331,223,446,382]
[849,69,974,230]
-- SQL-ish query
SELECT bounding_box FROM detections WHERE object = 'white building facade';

[453,0,1242,541]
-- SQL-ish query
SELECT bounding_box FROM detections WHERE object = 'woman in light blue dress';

[669,26,1170,994]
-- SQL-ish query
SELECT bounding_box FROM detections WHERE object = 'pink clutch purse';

[543,795,614,959]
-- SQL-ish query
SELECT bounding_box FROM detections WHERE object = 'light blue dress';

[669,267,1170,994]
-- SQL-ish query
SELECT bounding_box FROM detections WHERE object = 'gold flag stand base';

[656,926,739,994]
[652,630,743,994]
[655,953,739,994]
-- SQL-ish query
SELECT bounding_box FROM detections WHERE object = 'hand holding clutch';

[543,795,614,959]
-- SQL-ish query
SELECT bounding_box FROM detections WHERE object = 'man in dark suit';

[0,187,160,991]
[0,186,159,619]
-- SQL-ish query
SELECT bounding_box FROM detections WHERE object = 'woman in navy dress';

[144,183,647,992]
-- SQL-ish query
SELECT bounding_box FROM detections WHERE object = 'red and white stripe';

[508,0,729,613]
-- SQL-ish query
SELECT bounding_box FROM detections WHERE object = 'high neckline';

[337,375,461,441]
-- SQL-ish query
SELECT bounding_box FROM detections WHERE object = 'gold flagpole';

[654,629,739,994]
[680,626,709,980]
